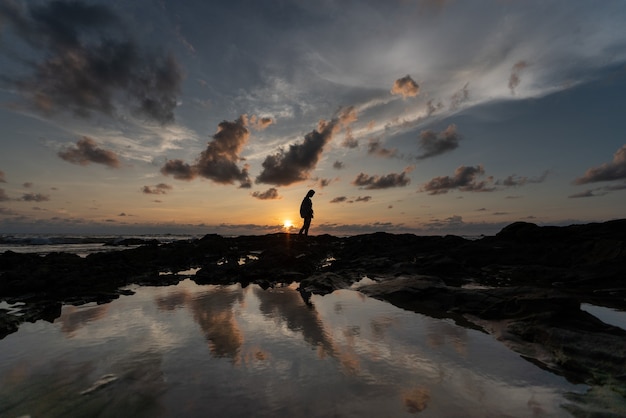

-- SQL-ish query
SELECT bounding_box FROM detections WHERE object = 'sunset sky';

[1,0,625,236]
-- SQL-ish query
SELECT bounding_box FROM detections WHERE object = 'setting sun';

[283,220,293,229]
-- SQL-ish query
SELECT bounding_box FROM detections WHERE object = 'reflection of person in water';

[298,189,315,236]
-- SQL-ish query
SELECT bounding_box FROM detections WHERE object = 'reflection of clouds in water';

[254,285,365,376]
[370,316,397,341]
[254,285,335,358]
[403,385,431,414]
[1,281,582,417]
[57,304,109,335]
[188,286,245,361]
[155,289,190,311]
[426,320,469,357]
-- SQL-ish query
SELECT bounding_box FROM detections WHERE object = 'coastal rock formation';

[1,220,625,413]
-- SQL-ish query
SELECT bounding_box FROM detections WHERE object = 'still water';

[0,279,585,417]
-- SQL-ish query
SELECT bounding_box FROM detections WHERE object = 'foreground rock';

[1,220,625,414]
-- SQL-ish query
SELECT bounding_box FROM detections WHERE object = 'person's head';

[307,189,315,198]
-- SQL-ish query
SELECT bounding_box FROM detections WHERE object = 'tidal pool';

[0,279,586,417]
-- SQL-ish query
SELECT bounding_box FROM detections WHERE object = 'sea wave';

[0,234,199,256]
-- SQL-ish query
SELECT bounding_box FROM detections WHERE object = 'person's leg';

[303,217,311,235]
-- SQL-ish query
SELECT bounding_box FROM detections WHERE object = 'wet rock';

[1,219,625,410]
[298,272,351,296]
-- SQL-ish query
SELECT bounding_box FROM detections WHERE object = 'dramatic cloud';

[251,188,280,200]
[142,183,172,195]
[574,145,626,184]
[20,193,50,202]
[509,61,529,95]
[391,75,419,98]
[58,137,120,168]
[0,0,182,124]
[416,124,461,160]
[256,118,340,186]
[352,167,413,190]
[420,165,494,195]
[368,138,398,158]
[355,196,372,202]
[196,117,251,187]
[162,116,251,187]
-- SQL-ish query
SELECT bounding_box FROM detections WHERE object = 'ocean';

[0,233,200,257]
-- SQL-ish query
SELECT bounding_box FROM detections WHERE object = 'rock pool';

[0,279,587,417]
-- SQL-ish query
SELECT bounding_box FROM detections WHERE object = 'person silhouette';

[298,189,315,236]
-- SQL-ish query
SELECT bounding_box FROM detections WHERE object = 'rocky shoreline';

[1,220,625,415]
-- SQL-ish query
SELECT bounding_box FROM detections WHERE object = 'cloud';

[0,170,5,183]
[509,60,529,95]
[142,183,172,195]
[496,170,549,187]
[161,116,251,187]
[196,117,251,187]
[0,0,182,124]
[568,190,597,199]
[0,188,9,201]
[368,138,398,158]
[333,161,345,170]
[391,75,419,98]
[317,178,336,188]
[58,137,121,168]
[247,115,274,130]
[160,159,195,181]
[568,181,626,198]
[330,196,347,203]
[449,82,469,110]
[426,99,444,116]
[352,166,413,189]
[574,145,626,184]
[338,106,358,125]
[23,182,33,188]
[416,124,461,159]
[420,165,494,195]
[341,127,359,148]
[423,215,465,230]
[256,117,340,186]
[331,195,371,204]
[20,193,50,202]
[251,188,280,200]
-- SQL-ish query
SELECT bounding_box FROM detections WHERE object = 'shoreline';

[1,219,625,414]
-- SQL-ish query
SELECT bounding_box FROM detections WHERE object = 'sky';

[0,0,625,236]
